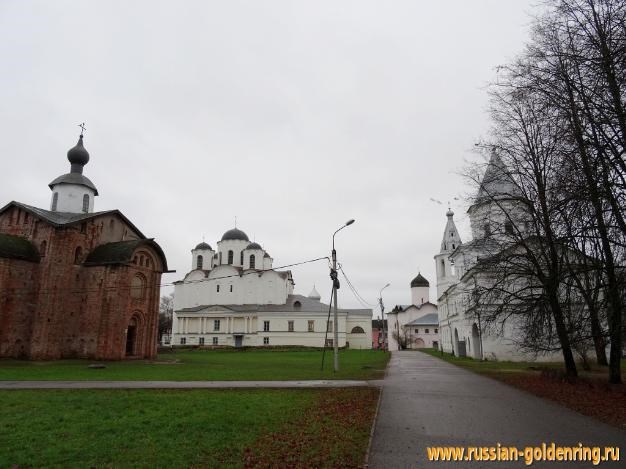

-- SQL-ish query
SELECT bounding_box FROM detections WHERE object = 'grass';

[0,388,379,468]
[0,348,390,381]
[418,347,563,374]
[419,348,626,428]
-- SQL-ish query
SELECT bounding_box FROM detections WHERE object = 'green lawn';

[0,388,379,467]
[418,347,625,375]
[0,349,389,381]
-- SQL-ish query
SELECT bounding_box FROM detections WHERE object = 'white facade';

[386,273,440,351]
[435,153,556,361]
[172,228,373,348]
[50,184,96,213]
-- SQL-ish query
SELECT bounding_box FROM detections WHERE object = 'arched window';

[40,241,47,257]
[351,326,365,334]
[51,193,58,211]
[228,250,234,264]
[131,274,146,299]
[440,259,445,277]
[250,254,255,269]
[24,212,29,224]
[197,255,203,270]
[240,251,244,265]
[74,247,82,264]
[82,194,89,213]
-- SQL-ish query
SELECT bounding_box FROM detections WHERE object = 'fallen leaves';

[243,388,379,468]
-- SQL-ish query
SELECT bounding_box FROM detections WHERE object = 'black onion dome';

[194,242,212,250]
[246,242,262,250]
[67,135,90,169]
[410,273,430,288]
[221,228,249,241]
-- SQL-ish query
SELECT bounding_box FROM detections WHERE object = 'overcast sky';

[0,0,536,314]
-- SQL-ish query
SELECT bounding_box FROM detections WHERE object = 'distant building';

[0,133,169,359]
[371,319,387,349]
[172,229,372,348]
[386,273,439,350]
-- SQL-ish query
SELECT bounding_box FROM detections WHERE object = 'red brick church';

[0,132,170,360]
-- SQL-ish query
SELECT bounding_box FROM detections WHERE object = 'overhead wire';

[0,256,330,298]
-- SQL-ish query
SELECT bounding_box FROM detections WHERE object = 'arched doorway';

[472,323,481,359]
[125,315,143,357]
[414,338,425,348]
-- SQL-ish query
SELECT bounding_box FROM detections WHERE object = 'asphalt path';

[368,351,626,468]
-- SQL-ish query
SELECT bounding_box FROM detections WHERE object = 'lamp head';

[346,219,355,226]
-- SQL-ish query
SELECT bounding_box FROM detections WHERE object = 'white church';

[386,273,439,351]
[434,152,551,361]
[171,228,372,348]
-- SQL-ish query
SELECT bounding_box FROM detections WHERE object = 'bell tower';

[434,207,462,300]
[48,129,98,213]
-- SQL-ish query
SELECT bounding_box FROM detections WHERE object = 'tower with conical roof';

[434,207,462,300]
[467,149,526,243]
[48,132,98,213]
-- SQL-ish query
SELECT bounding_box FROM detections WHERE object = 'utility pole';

[379,283,390,350]
[331,219,355,372]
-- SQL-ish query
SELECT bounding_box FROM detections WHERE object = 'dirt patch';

[243,388,379,468]
[490,372,626,429]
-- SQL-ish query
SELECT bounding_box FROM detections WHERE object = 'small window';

[212,337,218,345]
[415,328,419,333]
[240,251,243,265]
[288,321,294,332]
[197,255,203,270]
[24,212,29,224]
[217,284,220,293]
[229,285,233,292]
[82,194,90,213]
[199,337,205,345]
[450,231,454,237]
[308,320,314,332]
[425,328,430,333]
[228,250,234,264]
[263,321,270,332]
[180,337,186,345]
[325,339,333,347]
[74,246,82,264]
[435,328,439,333]
[351,326,365,334]
[80,222,87,233]
[452,243,455,249]
[294,300,302,308]
[263,337,269,345]
[40,241,47,257]
[250,254,255,269]
[214,320,220,331]
[51,193,58,211]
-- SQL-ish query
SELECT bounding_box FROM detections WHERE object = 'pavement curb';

[363,351,391,468]
[363,384,384,468]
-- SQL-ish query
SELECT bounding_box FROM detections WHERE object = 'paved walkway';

[0,379,382,389]
[369,351,626,468]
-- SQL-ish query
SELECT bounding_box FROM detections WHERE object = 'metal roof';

[405,313,439,326]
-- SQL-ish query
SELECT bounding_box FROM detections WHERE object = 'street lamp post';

[378,283,390,350]
[331,219,355,372]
